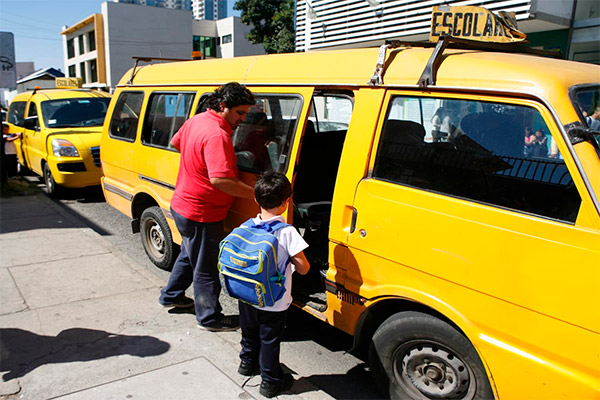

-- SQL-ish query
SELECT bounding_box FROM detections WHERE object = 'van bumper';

[48,158,102,188]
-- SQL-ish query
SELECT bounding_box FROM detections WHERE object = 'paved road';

[31,180,383,400]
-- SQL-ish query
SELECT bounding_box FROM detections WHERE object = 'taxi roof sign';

[56,77,82,89]
[430,6,527,44]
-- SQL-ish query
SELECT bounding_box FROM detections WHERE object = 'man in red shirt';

[159,82,255,331]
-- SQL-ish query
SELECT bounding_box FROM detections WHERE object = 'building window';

[68,65,76,78]
[80,62,86,83]
[222,34,232,44]
[78,34,85,54]
[88,30,96,51]
[193,35,216,58]
[90,59,97,83]
[67,39,75,59]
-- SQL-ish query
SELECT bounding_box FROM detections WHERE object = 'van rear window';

[142,92,195,149]
[373,96,582,223]
[109,91,144,142]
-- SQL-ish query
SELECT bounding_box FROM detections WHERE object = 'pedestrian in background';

[159,82,256,331]
[3,122,21,178]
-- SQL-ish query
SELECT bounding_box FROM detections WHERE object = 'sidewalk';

[0,182,334,400]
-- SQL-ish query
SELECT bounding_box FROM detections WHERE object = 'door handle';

[350,208,358,233]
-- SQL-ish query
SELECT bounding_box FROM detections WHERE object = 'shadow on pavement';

[284,307,353,353]
[288,363,382,400]
[0,178,111,235]
[0,328,170,381]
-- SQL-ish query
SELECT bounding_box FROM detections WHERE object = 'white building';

[60,1,263,90]
[193,0,227,21]
[295,0,599,64]
[113,0,192,11]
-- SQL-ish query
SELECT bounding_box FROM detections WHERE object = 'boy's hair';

[206,82,255,111]
[255,172,292,210]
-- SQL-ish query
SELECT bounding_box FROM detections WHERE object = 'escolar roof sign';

[55,77,82,89]
[430,6,527,43]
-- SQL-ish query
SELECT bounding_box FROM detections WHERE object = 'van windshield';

[41,98,111,128]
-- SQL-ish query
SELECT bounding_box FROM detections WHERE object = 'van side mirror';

[24,116,39,131]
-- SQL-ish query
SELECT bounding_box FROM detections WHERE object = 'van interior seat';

[293,120,347,265]
[459,112,523,157]
[293,120,346,204]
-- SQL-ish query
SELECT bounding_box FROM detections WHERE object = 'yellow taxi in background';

[6,88,111,196]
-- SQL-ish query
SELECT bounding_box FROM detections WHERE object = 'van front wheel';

[43,163,62,197]
[369,311,494,400]
[140,206,176,270]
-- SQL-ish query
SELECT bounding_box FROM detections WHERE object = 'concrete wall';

[102,1,193,87]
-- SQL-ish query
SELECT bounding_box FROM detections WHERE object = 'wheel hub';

[400,345,471,399]
[148,223,164,253]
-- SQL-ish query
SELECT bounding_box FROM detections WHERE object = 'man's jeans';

[159,209,224,326]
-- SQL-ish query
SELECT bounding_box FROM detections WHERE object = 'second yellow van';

[6,88,111,196]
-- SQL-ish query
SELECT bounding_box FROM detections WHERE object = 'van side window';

[142,92,195,149]
[373,96,582,222]
[109,91,144,142]
[232,94,302,173]
[7,101,26,127]
[27,103,38,118]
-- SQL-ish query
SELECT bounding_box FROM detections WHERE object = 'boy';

[237,172,310,398]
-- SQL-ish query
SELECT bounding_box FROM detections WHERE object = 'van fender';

[351,288,496,392]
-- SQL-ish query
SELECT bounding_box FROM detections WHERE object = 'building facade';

[114,0,192,11]
[61,2,262,89]
[192,0,227,21]
[295,0,599,64]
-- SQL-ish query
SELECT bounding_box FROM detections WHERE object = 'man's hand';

[210,177,254,200]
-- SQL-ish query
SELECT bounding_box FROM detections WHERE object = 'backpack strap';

[246,218,289,233]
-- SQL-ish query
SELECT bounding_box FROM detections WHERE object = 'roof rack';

[128,56,192,85]
[368,35,562,88]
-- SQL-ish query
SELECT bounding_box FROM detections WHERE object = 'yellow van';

[100,38,599,399]
[6,88,111,196]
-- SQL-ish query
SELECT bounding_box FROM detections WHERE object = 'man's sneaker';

[198,315,240,332]
[238,360,260,376]
[259,373,293,398]
[159,295,194,308]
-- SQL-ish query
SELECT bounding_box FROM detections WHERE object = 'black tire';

[17,160,31,175]
[140,206,177,270]
[43,163,62,197]
[369,311,494,400]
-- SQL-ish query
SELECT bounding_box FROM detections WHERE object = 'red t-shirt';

[170,110,238,223]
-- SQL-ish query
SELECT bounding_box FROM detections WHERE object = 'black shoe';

[259,373,293,398]
[238,360,259,376]
[198,315,240,332]
[160,295,194,308]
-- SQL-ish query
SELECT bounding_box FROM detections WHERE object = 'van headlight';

[52,139,80,157]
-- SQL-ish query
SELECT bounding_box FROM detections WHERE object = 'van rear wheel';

[140,206,177,270]
[369,311,494,400]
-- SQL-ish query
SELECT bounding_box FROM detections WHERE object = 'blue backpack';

[218,218,289,307]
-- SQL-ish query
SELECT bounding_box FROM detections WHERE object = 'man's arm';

[210,177,254,199]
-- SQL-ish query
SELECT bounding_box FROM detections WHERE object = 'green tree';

[234,0,295,54]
